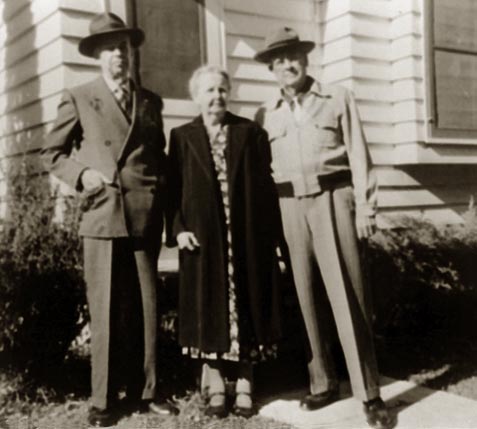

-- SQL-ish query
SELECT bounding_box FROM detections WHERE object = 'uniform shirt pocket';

[312,117,341,148]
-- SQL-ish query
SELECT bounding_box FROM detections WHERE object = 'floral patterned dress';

[183,124,277,363]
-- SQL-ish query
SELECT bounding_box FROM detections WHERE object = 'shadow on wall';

[1,1,49,220]
[378,164,477,224]
[0,3,87,377]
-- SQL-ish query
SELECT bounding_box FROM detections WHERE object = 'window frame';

[425,0,477,140]
[126,0,208,99]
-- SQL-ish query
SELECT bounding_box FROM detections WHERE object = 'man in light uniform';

[255,27,394,429]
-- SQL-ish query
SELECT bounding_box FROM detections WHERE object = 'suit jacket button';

[104,140,111,146]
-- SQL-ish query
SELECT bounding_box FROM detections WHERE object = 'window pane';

[435,50,477,130]
[135,0,204,99]
[434,0,477,52]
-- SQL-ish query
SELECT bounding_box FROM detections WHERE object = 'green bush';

[368,212,477,338]
[0,161,86,375]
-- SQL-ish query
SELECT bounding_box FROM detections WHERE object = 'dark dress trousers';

[41,76,166,409]
[167,113,281,354]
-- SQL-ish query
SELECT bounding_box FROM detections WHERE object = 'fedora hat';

[79,12,145,58]
[254,27,315,63]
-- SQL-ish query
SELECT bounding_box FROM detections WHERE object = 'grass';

[4,268,477,428]
[4,314,477,429]
[377,333,477,401]
[3,331,477,428]
[3,332,477,429]
[1,392,297,429]
[0,350,302,429]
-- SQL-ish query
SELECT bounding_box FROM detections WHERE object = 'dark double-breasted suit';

[41,76,166,409]
[167,113,281,355]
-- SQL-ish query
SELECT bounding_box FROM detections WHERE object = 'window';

[128,0,206,99]
[426,0,477,138]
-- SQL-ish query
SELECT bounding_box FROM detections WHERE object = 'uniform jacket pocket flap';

[314,117,339,131]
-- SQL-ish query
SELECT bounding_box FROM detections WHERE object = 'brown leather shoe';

[363,397,396,429]
[87,406,118,427]
[300,389,339,411]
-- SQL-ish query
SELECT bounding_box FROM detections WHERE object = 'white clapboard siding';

[320,13,391,43]
[0,66,63,116]
[0,0,98,164]
[223,0,318,122]
[0,0,474,226]
[378,187,473,209]
[0,0,60,49]
[378,207,467,228]
[225,0,315,23]
[0,124,48,159]
[0,92,62,147]
[390,2,425,151]
[59,0,102,14]
[162,99,199,140]
[0,12,61,73]
[1,38,65,95]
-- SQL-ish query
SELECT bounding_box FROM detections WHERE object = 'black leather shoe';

[119,397,149,415]
[233,404,255,418]
[300,389,339,411]
[148,400,180,416]
[87,406,117,427]
[363,397,395,429]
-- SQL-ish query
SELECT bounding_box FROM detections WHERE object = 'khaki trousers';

[83,237,159,409]
[279,185,380,401]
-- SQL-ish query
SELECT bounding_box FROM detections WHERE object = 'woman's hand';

[80,168,111,192]
[177,232,200,251]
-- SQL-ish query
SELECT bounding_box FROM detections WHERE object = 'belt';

[276,170,352,198]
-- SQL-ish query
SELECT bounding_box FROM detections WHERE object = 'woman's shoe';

[233,392,255,418]
[204,392,228,418]
[87,406,118,427]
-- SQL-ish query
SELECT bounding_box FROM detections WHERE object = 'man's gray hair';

[189,64,231,99]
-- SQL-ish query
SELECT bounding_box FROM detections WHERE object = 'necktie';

[114,83,131,117]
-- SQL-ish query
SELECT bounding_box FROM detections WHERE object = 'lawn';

[2,329,477,429]
[0,345,304,429]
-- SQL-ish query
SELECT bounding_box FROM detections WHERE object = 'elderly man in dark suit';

[254,27,394,429]
[41,12,177,427]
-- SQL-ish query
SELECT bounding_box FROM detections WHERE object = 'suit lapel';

[117,83,140,163]
[185,117,214,182]
[90,77,130,160]
[96,77,130,133]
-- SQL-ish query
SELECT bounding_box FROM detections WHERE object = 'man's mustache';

[283,67,298,74]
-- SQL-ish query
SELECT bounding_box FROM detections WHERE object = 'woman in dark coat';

[167,65,281,417]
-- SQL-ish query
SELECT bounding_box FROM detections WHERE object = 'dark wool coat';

[167,112,282,353]
[41,77,167,238]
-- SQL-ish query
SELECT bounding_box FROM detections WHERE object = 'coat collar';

[185,112,248,194]
[267,76,332,110]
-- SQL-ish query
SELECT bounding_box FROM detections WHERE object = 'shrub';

[368,213,477,339]
[0,160,87,375]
